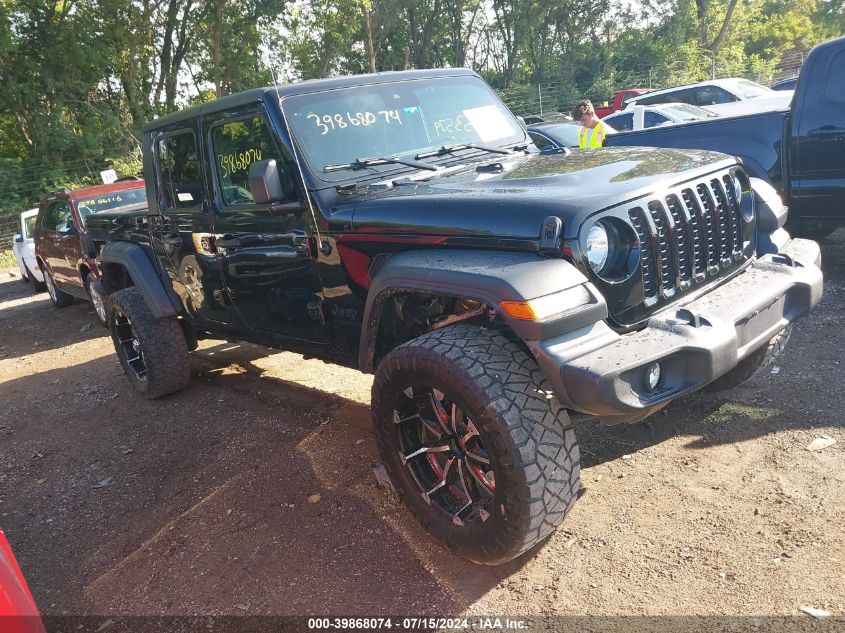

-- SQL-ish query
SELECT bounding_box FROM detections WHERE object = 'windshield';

[23,214,37,239]
[734,80,773,99]
[283,75,526,182]
[662,104,716,120]
[76,188,147,223]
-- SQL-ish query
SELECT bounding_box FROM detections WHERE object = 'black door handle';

[162,235,183,246]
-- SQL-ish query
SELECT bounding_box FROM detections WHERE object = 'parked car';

[526,120,582,151]
[606,35,845,239]
[33,180,147,324]
[771,76,798,91]
[0,527,47,633]
[603,102,717,131]
[593,88,651,118]
[87,67,821,566]
[12,208,45,290]
[522,112,571,125]
[624,77,792,117]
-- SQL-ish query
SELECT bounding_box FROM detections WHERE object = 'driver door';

[205,107,329,344]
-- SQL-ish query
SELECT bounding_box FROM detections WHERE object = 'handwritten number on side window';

[218,148,263,179]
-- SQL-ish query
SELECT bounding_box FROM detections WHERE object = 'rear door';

[791,47,845,218]
[149,127,232,325]
[205,106,329,343]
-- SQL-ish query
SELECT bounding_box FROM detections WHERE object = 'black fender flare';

[358,249,607,372]
[100,241,179,319]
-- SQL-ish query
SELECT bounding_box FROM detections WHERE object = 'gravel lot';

[1,232,843,624]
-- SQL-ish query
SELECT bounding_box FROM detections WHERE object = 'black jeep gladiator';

[86,68,823,565]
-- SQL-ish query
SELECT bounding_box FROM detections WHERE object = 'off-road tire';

[85,275,108,327]
[372,324,580,565]
[44,268,74,307]
[706,325,792,392]
[108,287,191,399]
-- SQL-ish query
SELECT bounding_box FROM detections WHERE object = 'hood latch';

[539,216,563,255]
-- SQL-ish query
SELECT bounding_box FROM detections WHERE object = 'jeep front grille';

[628,174,748,305]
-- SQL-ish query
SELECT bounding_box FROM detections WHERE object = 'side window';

[156,131,203,212]
[211,114,293,207]
[644,111,670,128]
[41,201,73,232]
[695,86,733,106]
[609,112,633,131]
[824,50,845,102]
[528,131,553,149]
[637,89,682,106]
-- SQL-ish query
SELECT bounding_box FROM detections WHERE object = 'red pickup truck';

[594,88,650,118]
[33,180,147,325]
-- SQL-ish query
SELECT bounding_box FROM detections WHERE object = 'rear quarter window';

[156,131,203,211]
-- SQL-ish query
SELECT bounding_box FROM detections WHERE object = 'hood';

[344,146,735,240]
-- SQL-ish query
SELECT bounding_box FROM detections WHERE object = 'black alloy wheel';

[107,287,191,399]
[395,386,496,527]
[372,324,581,565]
[113,309,148,381]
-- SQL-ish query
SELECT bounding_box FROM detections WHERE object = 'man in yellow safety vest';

[571,99,615,148]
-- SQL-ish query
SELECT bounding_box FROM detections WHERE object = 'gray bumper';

[532,238,823,423]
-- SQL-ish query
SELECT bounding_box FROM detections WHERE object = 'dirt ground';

[1,233,843,624]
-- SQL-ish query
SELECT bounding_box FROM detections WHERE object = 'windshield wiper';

[323,156,438,173]
[415,143,513,160]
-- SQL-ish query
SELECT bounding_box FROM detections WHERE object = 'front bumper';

[533,238,822,424]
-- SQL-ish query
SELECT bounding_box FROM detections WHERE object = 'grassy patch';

[0,249,16,270]
[707,402,779,424]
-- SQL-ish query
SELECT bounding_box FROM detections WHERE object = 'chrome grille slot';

[628,207,658,302]
[710,178,733,264]
[681,188,707,277]
[665,194,692,287]
[622,170,750,311]
[696,183,720,270]
[647,201,675,297]
[722,174,743,256]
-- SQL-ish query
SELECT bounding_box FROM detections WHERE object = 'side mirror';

[14,234,23,243]
[248,159,285,204]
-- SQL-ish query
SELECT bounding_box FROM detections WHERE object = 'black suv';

[86,69,823,565]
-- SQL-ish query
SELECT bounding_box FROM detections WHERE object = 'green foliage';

[0,0,841,208]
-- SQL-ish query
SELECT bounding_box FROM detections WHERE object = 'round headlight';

[732,175,742,204]
[586,223,610,273]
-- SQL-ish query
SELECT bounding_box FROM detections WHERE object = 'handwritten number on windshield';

[307,110,402,135]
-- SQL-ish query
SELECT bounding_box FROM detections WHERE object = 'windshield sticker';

[78,195,123,208]
[218,149,262,178]
[462,105,513,144]
[306,109,404,136]
[177,192,194,202]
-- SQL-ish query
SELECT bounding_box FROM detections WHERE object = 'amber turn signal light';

[499,301,537,321]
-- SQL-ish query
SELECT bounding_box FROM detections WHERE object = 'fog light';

[646,362,662,391]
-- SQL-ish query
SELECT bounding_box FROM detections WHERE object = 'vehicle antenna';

[268,65,325,250]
